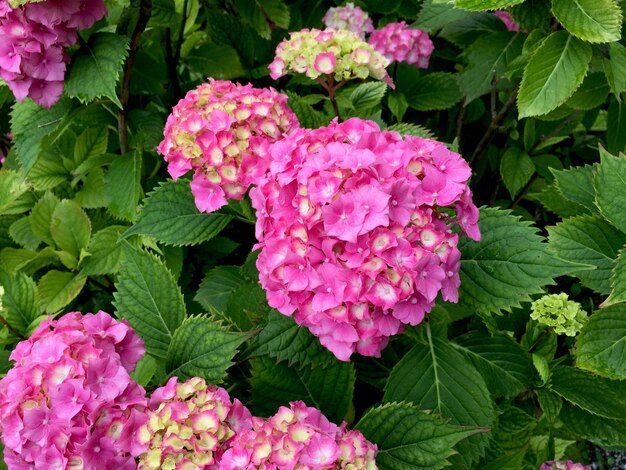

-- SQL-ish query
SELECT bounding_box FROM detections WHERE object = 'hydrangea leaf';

[454,0,526,11]
[594,147,626,233]
[386,122,435,139]
[607,100,626,155]
[500,147,535,198]
[9,217,41,251]
[113,243,187,358]
[566,73,610,110]
[604,42,626,97]
[0,170,29,216]
[355,402,477,470]
[604,248,626,307]
[65,33,130,108]
[405,72,462,111]
[551,164,597,214]
[104,149,142,222]
[517,31,591,118]
[559,406,626,449]
[36,270,87,314]
[349,82,388,116]
[416,0,469,32]
[195,266,246,314]
[458,207,584,315]
[384,329,495,468]
[166,316,245,384]
[0,270,38,335]
[235,0,289,39]
[576,305,626,379]
[185,43,245,80]
[122,179,233,246]
[551,0,622,44]
[80,226,127,276]
[250,355,355,423]
[50,200,91,260]
[223,282,270,331]
[547,215,626,294]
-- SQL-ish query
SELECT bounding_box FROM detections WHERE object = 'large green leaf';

[454,331,533,398]
[566,73,610,110]
[458,208,582,315]
[250,356,355,423]
[0,170,28,216]
[547,215,626,294]
[416,0,469,32]
[0,270,38,334]
[185,43,245,80]
[235,0,289,39]
[605,248,626,306]
[594,148,626,234]
[50,200,91,260]
[166,316,244,384]
[104,150,142,222]
[454,0,526,10]
[548,366,626,419]
[551,164,597,214]
[113,244,186,358]
[384,329,495,468]
[195,266,246,314]
[517,31,591,118]
[607,100,626,155]
[551,0,622,44]
[576,305,626,379]
[80,226,127,276]
[560,405,626,449]
[349,82,388,116]
[604,42,626,97]
[64,32,129,108]
[30,192,60,245]
[406,72,462,111]
[122,179,232,246]
[500,147,535,199]
[355,402,477,470]
[37,270,87,314]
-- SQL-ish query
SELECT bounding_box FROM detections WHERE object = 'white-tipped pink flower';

[322,2,374,39]
[369,21,434,69]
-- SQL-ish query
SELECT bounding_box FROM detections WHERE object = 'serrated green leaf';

[286,92,330,129]
[64,33,129,108]
[481,447,527,470]
[248,310,336,367]
[566,73,610,110]
[349,82,387,116]
[406,72,462,111]
[0,270,38,334]
[536,388,562,423]
[607,99,626,155]
[80,225,127,276]
[0,247,56,276]
[458,207,583,315]
[235,0,289,38]
[0,170,28,216]
[195,266,246,314]
[517,31,591,118]
[113,244,186,358]
[386,122,435,139]
[604,42,626,97]
[500,147,535,198]
[223,282,269,331]
[416,0,469,32]
[594,148,626,234]
[185,43,245,80]
[551,164,597,214]
[130,354,158,387]
[549,366,626,419]
[74,127,108,167]
[37,270,86,314]
[454,331,533,398]
[440,13,507,48]
[454,0,526,10]
[122,179,232,246]
[74,168,108,209]
[166,316,244,384]
[531,183,587,218]
[105,150,142,222]
[9,217,40,251]
[604,248,626,307]
[551,0,622,44]
[493,404,536,453]
[576,305,626,379]
[384,329,495,468]
[559,405,626,448]
[532,353,551,385]
[29,192,59,246]
[547,215,626,294]
[250,356,355,423]
[50,200,91,259]
[355,402,477,470]
[387,93,408,122]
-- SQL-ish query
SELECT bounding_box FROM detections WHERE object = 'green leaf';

[50,200,91,260]
[122,179,232,246]
[604,42,626,97]
[250,356,355,423]
[386,122,435,139]
[517,31,591,118]
[500,147,535,198]
[416,0,469,32]
[551,164,597,214]
[576,305,626,379]
[493,404,536,452]
[195,266,246,314]
[458,208,583,315]
[454,0,526,10]
[607,100,626,154]
[0,270,38,334]
[80,226,127,276]
[185,43,245,80]
[532,353,551,385]
[547,215,626,294]
[536,388,562,423]
[30,192,60,245]
[248,310,336,367]
[286,92,331,129]
[166,315,244,384]
[594,149,626,234]
[64,32,130,108]
[104,150,142,222]
[551,0,622,43]
[37,270,87,314]
[349,82,388,116]
[454,331,533,398]
[223,282,269,331]
[235,0,289,39]
[560,405,626,449]
[384,329,495,468]
[460,31,524,103]
[548,366,626,419]
[0,170,28,216]
[9,217,41,251]
[74,127,108,167]
[355,402,477,470]
[406,73,462,111]
[0,247,56,276]
[131,354,158,387]
[605,248,626,306]
[565,73,610,110]
[113,244,187,358]
[387,93,409,122]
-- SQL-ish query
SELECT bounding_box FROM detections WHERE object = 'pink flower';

[540,461,591,470]
[369,21,434,69]
[322,3,374,39]
[494,10,519,32]
[314,51,336,75]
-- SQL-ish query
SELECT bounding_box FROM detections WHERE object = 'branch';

[118,0,153,154]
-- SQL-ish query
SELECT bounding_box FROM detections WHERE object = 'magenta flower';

[322,2,374,39]
[369,21,434,69]
[493,10,519,32]
[540,461,591,470]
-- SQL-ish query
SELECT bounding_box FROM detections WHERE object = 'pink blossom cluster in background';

[0,311,147,469]
[220,401,377,470]
[369,22,434,69]
[540,461,590,470]
[133,376,252,469]
[251,118,480,361]
[0,0,107,107]
[268,28,393,87]
[322,2,374,39]
[158,79,299,213]
[493,10,519,32]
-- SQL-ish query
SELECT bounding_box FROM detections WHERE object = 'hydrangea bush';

[0,0,626,468]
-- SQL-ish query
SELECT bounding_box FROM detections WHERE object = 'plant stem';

[118,0,153,154]
[327,74,341,120]
[0,315,24,340]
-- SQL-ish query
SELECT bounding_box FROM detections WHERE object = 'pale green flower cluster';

[530,293,587,336]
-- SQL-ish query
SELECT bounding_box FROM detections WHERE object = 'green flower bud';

[530,293,587,336]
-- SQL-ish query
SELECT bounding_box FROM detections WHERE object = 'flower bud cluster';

[0,0,107,107]
[368,22,434,69]
[158,78,299,213]
[0,311,147,469]
[133,377,252,469]
[251,118,480,361]
[540,461,590,470]
[322,3,373,39]
[268,28,393,87]
[530,293,588,336]
[219,401,377,470]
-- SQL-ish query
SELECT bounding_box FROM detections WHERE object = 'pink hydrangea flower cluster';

[268,28,393,87]
[322,3,374,39]
[251,118,480,361]
[158,78,299,213]
[540,461,590,470]
[493,11,519,32]
[0,311,147,469]
[0,0,107,107]
[220,401,377,470]
[369,22,434,69]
